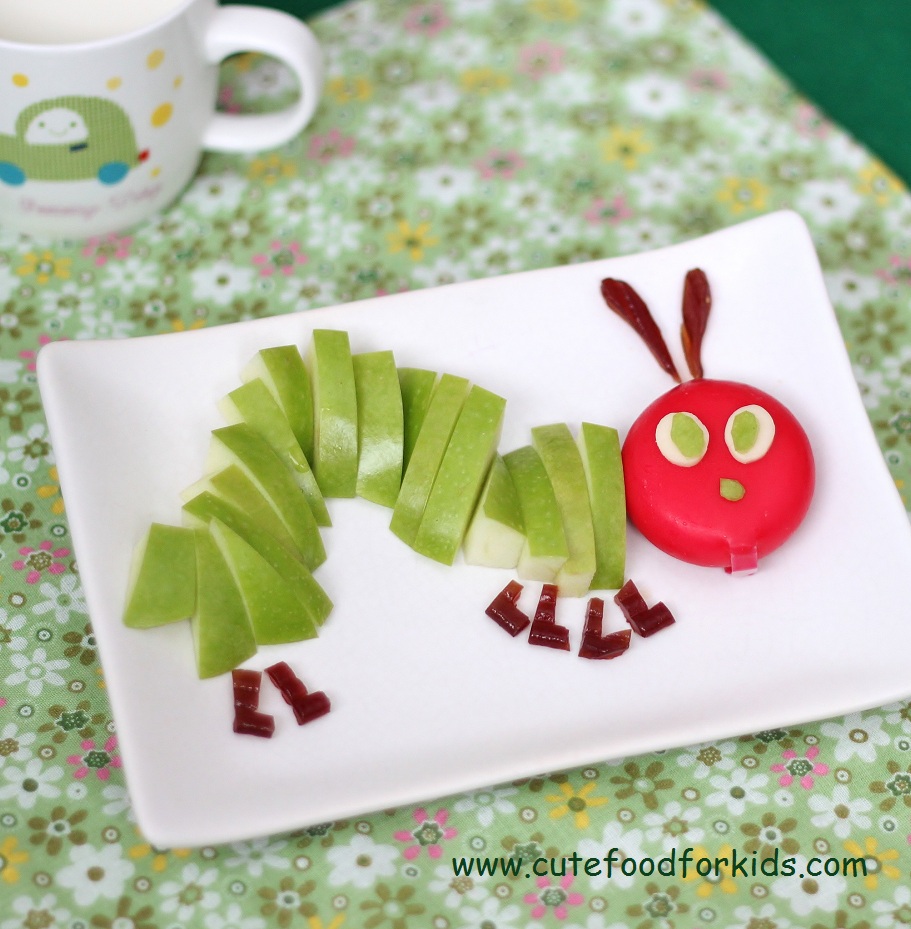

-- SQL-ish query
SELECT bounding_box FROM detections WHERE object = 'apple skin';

[183,491,332,626]
[503,445,569,582]
[390,373,470,547]
[209,518,318,646]
[578,422,626,590]
[181,464,300,557]
[413,385,506,565]
[192,527,257,679]
[209,423,326,571]
[220,378,330,527]
[622,379,815,571]
[123,523,196,628]
[532,423,596,596]
[353,350,404,508]
[308,329,359,498]
[398,368,437,472]
[243,345,315,462]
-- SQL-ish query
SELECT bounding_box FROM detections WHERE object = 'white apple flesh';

[462,454,525,568]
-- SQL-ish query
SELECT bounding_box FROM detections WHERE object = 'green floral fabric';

[2,0,911,925]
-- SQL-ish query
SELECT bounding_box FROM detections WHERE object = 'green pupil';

[731,410,759,453]
[671,412,705,459]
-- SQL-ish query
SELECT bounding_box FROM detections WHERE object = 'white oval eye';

[655,411,709,466]
[725,404,775,463]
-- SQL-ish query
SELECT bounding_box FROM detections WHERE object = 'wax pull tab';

[727,545,759,575]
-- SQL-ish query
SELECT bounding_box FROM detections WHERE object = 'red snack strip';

[631,602,676,638]
[485,581,530,637]
[265,661,299,693]
[580,628,631,660]
[265,660,332,723]
[582,596,605,637]
[233,706,275,738]
[292,681,310,702]
[278,678,308,705]
[528,583,570,651]
[290,690,331,725]
[501,579,523,604]
[614,580,675,637]
[265,661,309,703]
[579,597,631,659]
[534,583,558,621]
[232,668,262,710]
[529,621,571,651]
[613,579,649,620]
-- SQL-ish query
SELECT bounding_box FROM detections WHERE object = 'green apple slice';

[389,373,470,546]
[398,367,437,471]
[503,445,569,582]
[413,385,506,565]
[219,378,330,527]
[308,329,358,498]
[123,523,196,628]
[578,421,626,590]
[463,454,526,568]
[183,491,332,626]
[192,527,256,678]
[180,464,299,557]
[242,345,314,462]
[353,350,404,508]
[208,518,318,646]
[208,423,325,570]
[531,423,596,597]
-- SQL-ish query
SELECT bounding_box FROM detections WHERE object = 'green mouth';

[720,478,746,502]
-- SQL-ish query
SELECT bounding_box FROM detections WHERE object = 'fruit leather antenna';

[599,268,711,382]
[680,268,711,380]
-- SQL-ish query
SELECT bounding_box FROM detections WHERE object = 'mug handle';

[202,5,324,152]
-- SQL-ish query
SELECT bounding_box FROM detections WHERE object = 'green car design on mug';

[0,95,149,186]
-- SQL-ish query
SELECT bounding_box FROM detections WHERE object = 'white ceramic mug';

[0,0,324,239]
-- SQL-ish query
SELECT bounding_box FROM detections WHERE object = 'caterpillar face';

[622,378,815,573]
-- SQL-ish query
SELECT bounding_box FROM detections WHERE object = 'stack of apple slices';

[122,328,628,679]
[465,421,626,595]
[122,333,349,680]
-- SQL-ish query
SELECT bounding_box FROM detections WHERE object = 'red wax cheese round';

[622,379,815,572]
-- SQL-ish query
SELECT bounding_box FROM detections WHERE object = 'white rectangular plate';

[38,211,911,848]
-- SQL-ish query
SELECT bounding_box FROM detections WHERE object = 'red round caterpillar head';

[622,378,815,572]
[601,270,815,573]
